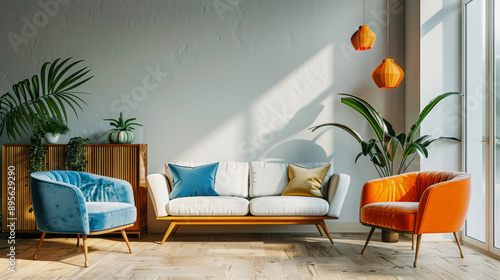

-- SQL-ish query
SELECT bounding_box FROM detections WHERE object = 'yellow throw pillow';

[281,163,331,197]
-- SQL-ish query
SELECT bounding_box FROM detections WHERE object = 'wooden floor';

[1,232,500,279]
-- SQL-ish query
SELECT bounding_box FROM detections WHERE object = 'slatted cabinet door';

[1,144,147,235]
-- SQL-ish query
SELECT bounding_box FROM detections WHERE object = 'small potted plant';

[42,117,70,144]
[104,112,143,144]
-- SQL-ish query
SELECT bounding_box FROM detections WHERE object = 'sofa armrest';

[146,173,171,217]
[326,173,350,218]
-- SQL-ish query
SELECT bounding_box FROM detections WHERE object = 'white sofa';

[146,162,350,244]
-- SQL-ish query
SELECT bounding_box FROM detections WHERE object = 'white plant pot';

[45,133,60,144]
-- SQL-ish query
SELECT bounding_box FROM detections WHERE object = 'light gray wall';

[404,0,462,241]
[404,0,462,172]
[419,0,462,172]
[0,0,406,232]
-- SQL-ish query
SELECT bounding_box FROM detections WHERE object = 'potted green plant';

[65,137,91,171]
[42,117,70,144]
[0,57,92,140]
[104,112,143,144]
[310,92,461,177]
[28,129,47,172]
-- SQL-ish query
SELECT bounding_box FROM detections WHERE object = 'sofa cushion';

[167,196,249,216]
[87,202,137,232]
[249,196,329,216]
[249,162,333,197]
[360,202,418,232]
[169,163,220,199]
[166,162,249,197]
[282,164,331,197]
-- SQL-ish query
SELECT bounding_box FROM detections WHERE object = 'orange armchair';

[359,171,471,267]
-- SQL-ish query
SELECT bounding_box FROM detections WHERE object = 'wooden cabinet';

[2,144,147,236]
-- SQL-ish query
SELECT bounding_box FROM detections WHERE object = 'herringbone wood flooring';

[1,232,499,279]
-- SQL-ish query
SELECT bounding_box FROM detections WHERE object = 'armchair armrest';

[30,175,90,235]
[415,175,471,234]
[146,173,171,217]
[360,172,419,209]
[326,173,350,218]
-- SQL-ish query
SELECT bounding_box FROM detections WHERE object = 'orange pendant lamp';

[351,0,376,50]
[372,0,404,88]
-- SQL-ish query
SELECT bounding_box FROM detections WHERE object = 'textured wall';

[404,0,462,241]
[0,0,406,232]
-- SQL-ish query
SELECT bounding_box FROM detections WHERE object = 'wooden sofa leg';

[77,234,80,247]
[33,232,47,260]
[453,232,465,258]
[318,220,334,244]
[361,227,375,254]
[316,224,324,236]
[161,222,178,244]
[121,230,133,253]
[413,234,422,267]
[411,234,415,251]
[171,224,180,236]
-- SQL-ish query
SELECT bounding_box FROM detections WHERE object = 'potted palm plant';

[104,112,143,144]
[310,92,461,177]
[310,92,461,243]
[42,117,70,144]
[0,57,92,140]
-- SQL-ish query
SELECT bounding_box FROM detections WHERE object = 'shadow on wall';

[164,41,339,164]
[249,92,333,163]
[159,1,405,166]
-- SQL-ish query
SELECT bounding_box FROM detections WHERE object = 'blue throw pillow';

[169,163,220,199]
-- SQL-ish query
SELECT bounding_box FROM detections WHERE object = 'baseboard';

[146,220,371,234]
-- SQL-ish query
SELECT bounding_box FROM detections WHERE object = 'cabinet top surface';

[3,144,147,147]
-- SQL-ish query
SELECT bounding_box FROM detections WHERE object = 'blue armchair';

[30,171,137,267]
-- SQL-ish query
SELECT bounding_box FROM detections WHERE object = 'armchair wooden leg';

[121,230,133,253]
[316,224,324,236]
[318,220,334,244]
[83,234,89,268]
[413,234,422,267]
[161,222,178,244]
[411,234,415,251]
[453,232,465,258]
[361,227,375,254]
[33,232,46,260]
[77,234,80,247]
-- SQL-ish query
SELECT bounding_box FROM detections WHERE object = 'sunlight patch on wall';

[421,0,443,24]
[173,112,247,162]
[172,44,335,162]
[421,21,443,104]
[246,44,335,161]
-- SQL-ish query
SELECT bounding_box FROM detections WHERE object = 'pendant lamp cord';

[363,0,365,25]
[387,0,389,58]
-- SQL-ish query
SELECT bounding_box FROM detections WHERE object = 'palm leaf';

[407,92,461,142]
[386,136,400,162]
[423,136,461,146]
[403,142,429,159]
[383,119,396,137]
[339,93,386,143]
[309,122,363,143]
[0,57,92,139]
